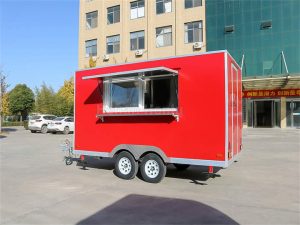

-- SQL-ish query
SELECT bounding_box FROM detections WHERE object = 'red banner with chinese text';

[242,89,300,98]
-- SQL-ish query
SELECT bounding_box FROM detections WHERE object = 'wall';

[78,0,206,69]
[206,0,300,78]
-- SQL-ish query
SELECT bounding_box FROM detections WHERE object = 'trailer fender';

[110,144,170,163]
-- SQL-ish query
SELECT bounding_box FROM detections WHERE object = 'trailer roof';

[82,67,178,80]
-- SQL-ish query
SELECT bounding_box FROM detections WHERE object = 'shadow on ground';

[76,194,239,225]
[166,165,221,185]
[0,134,7,139]
[1,127,18,133]
[76,156,115,170]
[76,157,221,184]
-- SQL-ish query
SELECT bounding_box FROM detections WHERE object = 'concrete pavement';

[0,127,299,224]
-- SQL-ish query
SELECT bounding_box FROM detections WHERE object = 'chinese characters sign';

[242,89,300,98]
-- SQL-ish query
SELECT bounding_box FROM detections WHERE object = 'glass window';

[156,26,172,47]
[86,11,98,29]
[110,81,139,108]
[130,0,145,19]
[54,117,65,121]
[107,5,120,24]
[130,31,145,50]
[85,39,97,57]
[65,117,74,122]
[106,35,120,54]
[144,76,178,109]
[156,0,172,14]
[184,21,203,43]
[104,73,178,112]
[185,0,202,9]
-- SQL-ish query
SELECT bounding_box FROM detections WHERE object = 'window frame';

[130,0,145,20]
[103,73,178,113]
[156,26,172,47]
[86,11,98,29]
[184,0,202,9]
[184,21,203,44]
[156,0,172,15]
[107,5,120,25]
[85,39,97,57]
[106,35,120,54]
[130,30,145,51]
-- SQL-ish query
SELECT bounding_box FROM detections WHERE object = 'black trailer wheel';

[174,164,190,171]
[115,151,138,180]
[140,153,166,183]
[65,157,73,165]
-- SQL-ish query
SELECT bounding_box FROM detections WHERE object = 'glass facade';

[206,0,300,78]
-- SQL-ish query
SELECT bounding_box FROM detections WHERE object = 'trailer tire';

[174,164,190,171]
[115,151,138,180]
[140,153,166,183]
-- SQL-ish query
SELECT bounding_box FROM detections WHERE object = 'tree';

[35,83,56,114]
[0,70,9,131]
[57,77,74,104]
[1,93,9,116]
[89,56,97,68]
[56,76,74,116]
[8,84,35,120]
[35,79,74,117]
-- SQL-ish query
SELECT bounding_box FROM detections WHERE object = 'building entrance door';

[253,100,280,128]
[286,100,300,128]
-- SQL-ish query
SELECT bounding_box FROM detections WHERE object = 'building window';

[86,11,98,29]
[185,0,202,9]
[156,0,172,14]
[130,31,145,50]
[130,0,145,19]
[107,5,120,24]
[106,35,120,54]
[104,73,178,112]
[156,26,172,47]
[85,39,97,57]
[184,21,203,43]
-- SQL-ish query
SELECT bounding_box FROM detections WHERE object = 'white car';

[28,114,57,134]
[48,117,74,135]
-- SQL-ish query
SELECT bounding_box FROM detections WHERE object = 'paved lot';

[0,127,299,225]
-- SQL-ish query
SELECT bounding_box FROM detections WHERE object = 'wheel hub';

[118,157,132,175]
[145,160,159,178]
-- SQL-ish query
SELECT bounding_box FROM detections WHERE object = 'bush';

[23,120,29,130]
[2,121,23,127]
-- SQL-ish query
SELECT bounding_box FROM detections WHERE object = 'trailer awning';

[82,67,178,80]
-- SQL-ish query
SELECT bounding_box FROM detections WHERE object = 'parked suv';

[28,115,56,134]
[48,117,74,135]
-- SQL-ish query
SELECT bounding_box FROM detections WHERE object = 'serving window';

[103,71,178,112]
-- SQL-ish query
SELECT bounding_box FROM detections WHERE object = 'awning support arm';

[241,54,245,71]
[281,51,289,75]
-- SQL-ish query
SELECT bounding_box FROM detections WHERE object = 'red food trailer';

[74,50,242,183]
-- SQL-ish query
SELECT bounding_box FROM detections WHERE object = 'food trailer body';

[74,51,242,182]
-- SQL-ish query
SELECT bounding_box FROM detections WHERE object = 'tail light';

[55,122,62,125]
[36,119,42,122]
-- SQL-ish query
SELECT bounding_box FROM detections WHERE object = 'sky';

[0,0,79,92]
